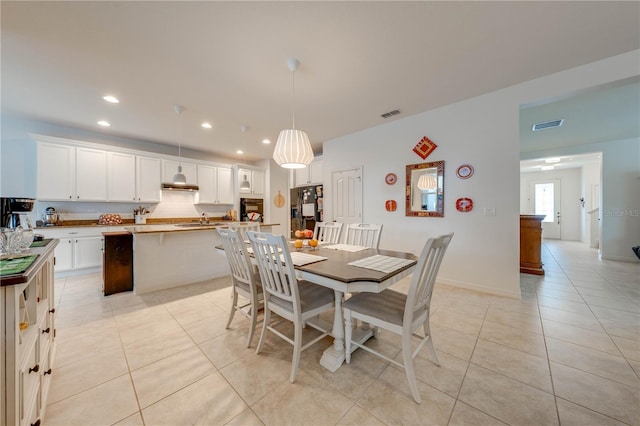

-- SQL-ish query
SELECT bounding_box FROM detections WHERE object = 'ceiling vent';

[381,109,401,119]
[532,119,564,131]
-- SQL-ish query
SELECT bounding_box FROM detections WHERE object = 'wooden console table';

[520,215,546,275]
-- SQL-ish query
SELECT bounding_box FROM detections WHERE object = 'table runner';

[0,255,39,276]
[347,255,414,273]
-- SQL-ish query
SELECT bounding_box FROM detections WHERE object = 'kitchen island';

[123,222,275,294]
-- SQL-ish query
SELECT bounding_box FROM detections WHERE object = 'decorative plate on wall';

[412,136,438,160]
[385,173,397,185]
[455,197,473,212]
[456,164,474,179]
[385,200,397,212]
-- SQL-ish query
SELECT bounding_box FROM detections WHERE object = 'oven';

[240,198,264,222]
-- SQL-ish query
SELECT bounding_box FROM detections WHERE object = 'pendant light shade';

[173,165,187,184]
[239,174,251,190]
[417,173,437,191]
[273,58,314,169]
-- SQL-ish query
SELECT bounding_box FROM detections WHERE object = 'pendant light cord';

[291,68,296,130]
[178,109,182,167]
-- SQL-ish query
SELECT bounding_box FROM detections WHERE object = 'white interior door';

[531,179,561,239]
[333,167,362,224]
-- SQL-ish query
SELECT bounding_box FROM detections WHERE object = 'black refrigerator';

[290,185,323,238]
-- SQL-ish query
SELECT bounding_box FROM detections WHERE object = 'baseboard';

[601,254,640,263]
[437,278,521,299]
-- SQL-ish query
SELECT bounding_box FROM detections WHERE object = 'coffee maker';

[0,197,35,228]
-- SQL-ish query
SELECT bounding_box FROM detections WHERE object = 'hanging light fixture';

[162,104,199,191]
[239,125,251,190]
[417,173,437,191]
[273,58,314,169]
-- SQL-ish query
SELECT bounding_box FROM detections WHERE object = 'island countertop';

[123,222,278,234]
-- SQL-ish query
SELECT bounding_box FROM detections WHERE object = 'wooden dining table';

[294,245,417,372]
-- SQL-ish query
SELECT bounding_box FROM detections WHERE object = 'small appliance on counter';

[42,207,61,226]
[1,197,35,228]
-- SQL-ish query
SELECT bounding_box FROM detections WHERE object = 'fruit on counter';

[294,239,303,249]
[304,229,314,238]
[308,239,318,248]
[295,230,304,238]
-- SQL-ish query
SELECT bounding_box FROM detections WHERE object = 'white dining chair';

[343,232,454,403]
[247,231,335,383]
[234,221,260,242]
[343,223,383,248]
[313,221,343,244]
[217,228,263,347]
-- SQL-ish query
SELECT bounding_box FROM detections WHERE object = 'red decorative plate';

[385,200,397,212]
[456,164,474,179]
[456,197,473,212]
[385,173,397,185]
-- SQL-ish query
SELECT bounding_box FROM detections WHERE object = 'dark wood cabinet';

[103,231,133,295]
[520,215,546,275]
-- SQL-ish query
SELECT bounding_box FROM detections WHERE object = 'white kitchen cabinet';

[73,236,104,269]
[238,168,265,196]
[196,165,234,204]
[37,143,75,200]
[163,160,197,185]
[53,238,73,272]
[136,155,162,202]
[292,158,323,187]
[2,246,56,426]
[75,147,108,201]
[38,228,107,274]
[108,152,137,202]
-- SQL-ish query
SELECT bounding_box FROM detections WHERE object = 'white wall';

[520,167,583,241]
[323,50,640,297]
[582,162,601,244]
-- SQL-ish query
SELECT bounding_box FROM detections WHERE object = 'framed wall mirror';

[406,160,445,217]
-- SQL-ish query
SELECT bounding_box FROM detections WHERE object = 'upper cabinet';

[136,156,162,202]
[162,159,197,185]
[195,165,233,204]
[37,143,107,201]
[107,152,136,202]
[238,168,265,197]
[292,158,323,187]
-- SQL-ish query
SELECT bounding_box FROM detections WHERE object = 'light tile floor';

[44,240,639,425]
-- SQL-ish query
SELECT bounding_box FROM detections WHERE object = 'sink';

[174,222,225,228]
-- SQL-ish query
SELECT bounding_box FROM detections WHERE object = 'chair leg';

[402,332,421,404]
[290,320,303,383]
[225,289,238,329]
[344,310,353,364]
[246,297,258,348]
[423,319,440,366]
[256,306,270,354]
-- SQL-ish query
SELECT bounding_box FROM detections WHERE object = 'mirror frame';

[405,160,445,217]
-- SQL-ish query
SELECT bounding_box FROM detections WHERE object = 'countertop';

[124,222,278,234]
[0,239,59,286]
[37,218,277,231]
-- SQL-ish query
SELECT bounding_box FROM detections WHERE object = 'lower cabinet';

[1,247,56,426]
[38,228,107,274]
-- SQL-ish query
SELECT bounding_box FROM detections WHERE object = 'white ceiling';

[2,1,639,163]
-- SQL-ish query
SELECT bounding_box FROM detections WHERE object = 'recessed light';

[545,158,561,163]
[97,120,111,127]
[262,139,271,144]
[236,150,243,154]
[541,165,554,171]
[103,95,119,103]
[201,122,212,129]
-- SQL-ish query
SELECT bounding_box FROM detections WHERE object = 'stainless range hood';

[161,182,199,191]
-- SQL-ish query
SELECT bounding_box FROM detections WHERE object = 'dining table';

[289,244,417,372]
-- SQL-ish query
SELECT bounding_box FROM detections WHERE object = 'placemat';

[0,255,39,276]
[30,238,53,248]
[323,244,368,252]
[287,252,328,266]
[348,255,413,273]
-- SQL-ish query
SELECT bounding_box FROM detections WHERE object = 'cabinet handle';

[29,364,39,374]
[77,196,80,199]
[31,420,41,426]
[69,195,72,199]
[42,327,50,334]
[49,308,56,314]
[43,368,52,375]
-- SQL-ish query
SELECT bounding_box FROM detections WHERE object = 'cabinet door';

[196,165,216,203]
[37,143,75,200]
[136,156,162,202]
[308,160,323,184]
[163,160,197,184]
[251,170,265,196]
[54,238,73,271]
[108,152,136,202]
[74,236,104,270]
[76,147,108,201]
[216,167,234,204]
[294,167,308,187]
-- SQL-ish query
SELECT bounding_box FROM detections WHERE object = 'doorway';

[332,167,362,224]
[530,179,561,239]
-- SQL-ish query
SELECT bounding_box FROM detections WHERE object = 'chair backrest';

[233,222,260,242]
[313,222,343,244]
[343,223,383,248]
[247,231,301,312]
[217,227,257,289]
[404,233,454,326]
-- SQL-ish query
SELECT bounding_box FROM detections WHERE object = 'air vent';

[381,109,401,119]
[532,119,564,131]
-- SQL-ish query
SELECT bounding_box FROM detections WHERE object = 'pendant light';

[173,104,187,185]
[239,125,251,191]
[273,58,314,169]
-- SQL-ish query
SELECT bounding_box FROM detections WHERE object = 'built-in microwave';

[240,198,264,222]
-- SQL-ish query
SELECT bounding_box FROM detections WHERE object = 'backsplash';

[32,190,233,223]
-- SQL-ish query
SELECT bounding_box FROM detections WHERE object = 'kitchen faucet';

[200,213,210,224]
